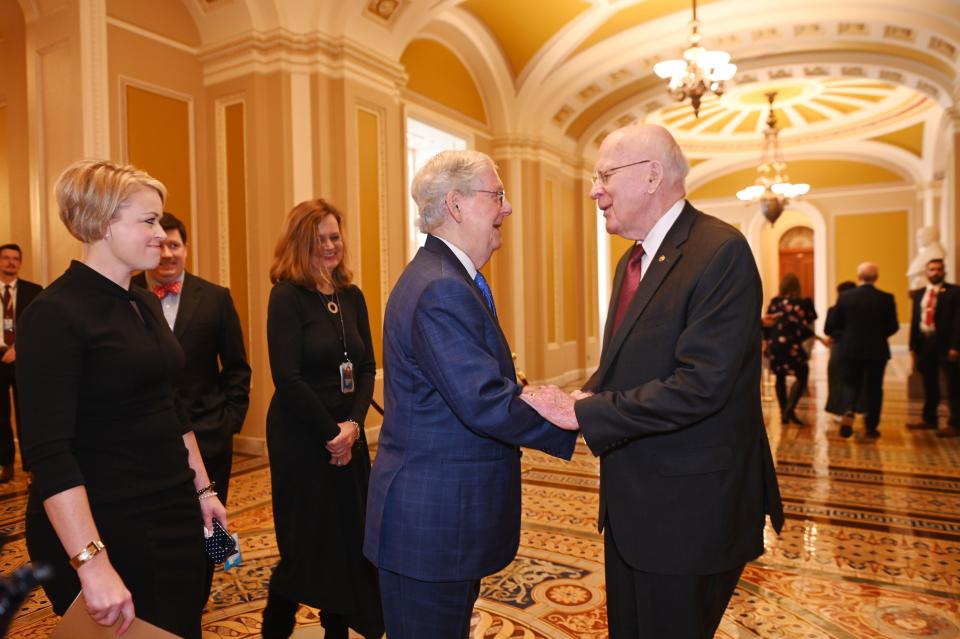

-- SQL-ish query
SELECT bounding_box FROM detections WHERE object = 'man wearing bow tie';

[0,243,42,483]
[133,212,251,604]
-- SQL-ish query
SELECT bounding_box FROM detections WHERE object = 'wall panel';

[835,210,909,323]
[125,84,192,238]
[357,109,383,362]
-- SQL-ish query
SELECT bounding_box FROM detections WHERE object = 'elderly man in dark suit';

[523,124,783,639]
[132,212,251,603]
[906,258,960,437]
[0,243,43,483]
[832,262,900,439]
[364,150,576,639]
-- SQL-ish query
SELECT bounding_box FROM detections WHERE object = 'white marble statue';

[907,226,946,290]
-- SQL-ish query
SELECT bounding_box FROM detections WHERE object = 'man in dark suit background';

[906,258,960,438]
[832,262,900,439]
[364,150,576,638]
[523,124,783,639]
[132,212,251,603]
[0,243,42,483]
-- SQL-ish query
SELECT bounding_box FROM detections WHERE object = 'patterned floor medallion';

[2,352,959,638]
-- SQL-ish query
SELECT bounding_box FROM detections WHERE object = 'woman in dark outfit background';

[763,273,817,426]
[262,199,383,639]
[16,160,227,638]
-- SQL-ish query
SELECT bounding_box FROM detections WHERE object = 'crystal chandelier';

[653,0,736,118]
[736,91,810,225]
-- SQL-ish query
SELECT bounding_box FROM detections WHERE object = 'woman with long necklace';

[262,199,383,639]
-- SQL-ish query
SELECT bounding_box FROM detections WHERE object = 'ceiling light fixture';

[653,0,736,118]
[736,91,810,225]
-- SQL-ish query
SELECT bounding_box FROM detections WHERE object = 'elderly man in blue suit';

[364,150,577,638]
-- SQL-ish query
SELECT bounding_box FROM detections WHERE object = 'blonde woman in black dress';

[262,199,383,639]
[17,160,227,638]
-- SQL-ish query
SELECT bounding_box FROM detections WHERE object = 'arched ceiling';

[174,0,958,164]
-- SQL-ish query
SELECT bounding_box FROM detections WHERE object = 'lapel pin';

[658,255,666,263]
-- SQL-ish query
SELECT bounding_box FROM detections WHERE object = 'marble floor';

[2,351,959,638]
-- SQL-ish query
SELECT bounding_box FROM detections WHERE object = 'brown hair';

[778,272,801,298]
[55,160,166,243]
[269,199,353,290]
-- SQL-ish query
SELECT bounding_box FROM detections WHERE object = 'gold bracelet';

[196,482,217,497]
[69,540,105,570]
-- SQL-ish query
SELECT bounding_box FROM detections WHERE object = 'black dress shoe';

[787,412,807,426]
[864,430,881,440]
[839,413,854,439]
[906,421,937,430]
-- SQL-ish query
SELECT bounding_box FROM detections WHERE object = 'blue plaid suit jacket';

[364,235,575,581]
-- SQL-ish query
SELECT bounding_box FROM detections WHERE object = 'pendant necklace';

[318,289,339,314]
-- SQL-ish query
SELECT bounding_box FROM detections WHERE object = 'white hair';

[411,150,497,233]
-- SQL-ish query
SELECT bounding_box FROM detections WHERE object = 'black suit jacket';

[133,272,251,457]
[908,283,960,358]
[832,283,900,361]
[575,202,783,576]
[3,279,43,355]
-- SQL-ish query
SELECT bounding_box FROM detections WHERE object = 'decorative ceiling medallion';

[365,0,405,24]
[928,36,957,60]
[883,25,914,42]
[838,23,869,36]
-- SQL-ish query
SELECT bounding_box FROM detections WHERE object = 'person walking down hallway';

[0,243,42,483]
[823,280,859,418]
[132,212,252,605]
[262,200,383,639]
[763,273,816,426]
[832,262,900,439]
[16,160,226,639]
[905,258,960,438]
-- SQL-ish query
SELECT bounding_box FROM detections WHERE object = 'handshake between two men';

[519,385,591,431]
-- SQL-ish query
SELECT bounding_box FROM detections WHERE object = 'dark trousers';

[916,337,960,427]
[842,357,888,432]
[774,364,809,417]
[604,523,743,639]
[0,362,21,468]
[200,438,234,610]
[378,568,480,639]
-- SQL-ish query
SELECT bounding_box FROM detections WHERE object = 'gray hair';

[412,150,497,233]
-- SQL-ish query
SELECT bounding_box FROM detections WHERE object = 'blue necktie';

[474,272,498,319]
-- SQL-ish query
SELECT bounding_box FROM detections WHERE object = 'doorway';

[779,226,814,299]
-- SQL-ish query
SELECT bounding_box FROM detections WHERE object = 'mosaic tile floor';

[2,351,959,638]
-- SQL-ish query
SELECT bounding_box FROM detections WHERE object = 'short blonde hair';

[411,150,496,233]
[55,160,166,243]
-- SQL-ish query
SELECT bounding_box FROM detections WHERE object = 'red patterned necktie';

[153,280,183,299]
[2,284,14,346]
[613,244,645,333]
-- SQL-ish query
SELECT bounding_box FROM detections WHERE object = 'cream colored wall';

[0,1,30,276]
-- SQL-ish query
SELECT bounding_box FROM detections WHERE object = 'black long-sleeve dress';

[16,261,205,638]
[265,281,382,635]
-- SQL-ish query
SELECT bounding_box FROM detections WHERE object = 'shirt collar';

[434,236,478,279]
[1,279,18,290]
[640,199,685,258]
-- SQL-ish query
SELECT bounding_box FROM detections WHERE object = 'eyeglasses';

[592,160,651,186]
[474,189,505,207]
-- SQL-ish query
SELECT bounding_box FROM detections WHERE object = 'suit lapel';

[173,273,201,339]
[424,235,515,378]
[595,202,697,383]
